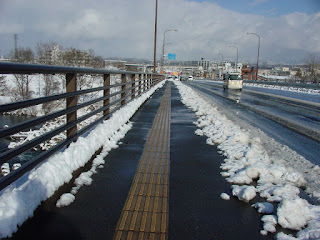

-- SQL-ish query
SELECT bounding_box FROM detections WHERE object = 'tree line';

[1,42,106,115]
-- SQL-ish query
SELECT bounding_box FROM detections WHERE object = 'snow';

[244,82,320,96]
[261,215,277,234]
[0,80,165,238]
[56,193,75,208]
[252,202,274,214]
[174,80,320,239]
[277,198,314,230]
[232,185,256,202]
[220,192,230,200]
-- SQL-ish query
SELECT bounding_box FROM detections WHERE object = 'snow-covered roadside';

[0,80,166,238]
[244,83,320,96]
[174,80,320,239]
[206,80,319,96]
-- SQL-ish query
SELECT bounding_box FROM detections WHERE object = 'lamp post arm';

[160,30,178,73]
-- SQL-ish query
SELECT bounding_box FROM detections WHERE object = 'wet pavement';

[10,82,274,240]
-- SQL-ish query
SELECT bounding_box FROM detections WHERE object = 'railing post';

[149,75,152,89]
[131,74,135,100]
[103,74,110,117]
[143,74,146,92]
[121,74,126,106]
[147,74,150,90]
[138,74,142,96]
[66,73,77,139]
[152,75,156,87]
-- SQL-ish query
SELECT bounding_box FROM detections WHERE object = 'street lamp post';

[229,46,238,72]
[161,29,178,73]
[153,0,158,73]
[218,53,224,79]
[247,32,260,80]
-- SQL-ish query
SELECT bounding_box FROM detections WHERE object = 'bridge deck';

[10,81,273,240]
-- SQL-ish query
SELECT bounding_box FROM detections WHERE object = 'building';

[198,58,210,71]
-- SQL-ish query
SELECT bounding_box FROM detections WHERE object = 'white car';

[188,76,193,81]
[223,73,243,91]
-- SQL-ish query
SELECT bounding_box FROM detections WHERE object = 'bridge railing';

[0,62,165,190]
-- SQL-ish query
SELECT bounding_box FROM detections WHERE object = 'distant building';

[242,64,257,80]
[198,58,210,71]
[282,67,290,72]
[104,60,127,70]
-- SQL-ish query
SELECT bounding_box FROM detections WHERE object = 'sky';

[0,0,320,64]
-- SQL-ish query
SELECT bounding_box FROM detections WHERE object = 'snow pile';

[244,83,320,96]
[56,193,75,208]
[1,163,10,176]
[252,202,274,214]
[0,80,165,238]
[261,215,278,235]
[174,80,320,239]
[232,185,256,202]
[220,193,230,200]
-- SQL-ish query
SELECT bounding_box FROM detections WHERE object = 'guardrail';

[0,62,165,190]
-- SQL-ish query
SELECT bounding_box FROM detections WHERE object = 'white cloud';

[0,0,319,63]
[250,0,269,6]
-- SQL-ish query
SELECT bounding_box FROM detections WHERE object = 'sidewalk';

[10,81,274,240]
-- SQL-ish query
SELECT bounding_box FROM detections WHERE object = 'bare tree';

[304,54,320,84]
[36,42,61,95]
[8,47,35,101]
[36,42,61,65]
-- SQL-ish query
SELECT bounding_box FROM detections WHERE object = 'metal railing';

[0,62,165,190]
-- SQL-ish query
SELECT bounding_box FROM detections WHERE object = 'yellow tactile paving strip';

[113,82,171,240]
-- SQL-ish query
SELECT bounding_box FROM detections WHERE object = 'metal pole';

[161,29,178,73]
[229,46,238,72]
[153,0,158,73]
[247,32,260,80]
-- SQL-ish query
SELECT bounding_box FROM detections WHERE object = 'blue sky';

[189,0,320,16]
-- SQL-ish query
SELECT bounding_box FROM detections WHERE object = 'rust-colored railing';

[0,62,165,190]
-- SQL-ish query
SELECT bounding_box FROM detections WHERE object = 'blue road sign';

[168,53,176,60]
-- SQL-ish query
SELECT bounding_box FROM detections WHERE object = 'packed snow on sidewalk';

[174,80,320,240]
[0,81,165,238]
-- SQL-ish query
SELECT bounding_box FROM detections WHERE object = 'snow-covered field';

[174,80,320,239]
[0,81,165,238]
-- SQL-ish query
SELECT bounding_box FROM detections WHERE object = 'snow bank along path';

[174,81,320,240]
[0,81,165,238]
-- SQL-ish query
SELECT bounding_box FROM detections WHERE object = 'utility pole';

[229,45,238,72]
[247,32,260,80]
[153,0,158,73]
[14,34,18,58]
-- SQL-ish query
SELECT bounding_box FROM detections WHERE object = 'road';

[184,80,320,166]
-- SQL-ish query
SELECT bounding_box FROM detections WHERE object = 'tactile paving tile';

[114,82,171,240]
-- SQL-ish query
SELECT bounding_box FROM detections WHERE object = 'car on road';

[188,76,194,81]
[223,73,243,91]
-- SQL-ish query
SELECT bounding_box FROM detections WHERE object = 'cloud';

[250,0,269,6]
[0,0,319,63]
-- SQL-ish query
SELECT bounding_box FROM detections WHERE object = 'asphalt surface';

[186,81,320,166]
[9,82,276,240]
